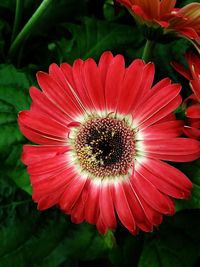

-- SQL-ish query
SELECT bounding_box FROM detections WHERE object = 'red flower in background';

[18,52,199,234]
[116,0,200,51]
[173,52,200,139]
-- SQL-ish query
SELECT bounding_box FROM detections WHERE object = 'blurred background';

[0,0,200,266]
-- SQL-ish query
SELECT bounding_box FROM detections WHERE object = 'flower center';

[74,117,135,178]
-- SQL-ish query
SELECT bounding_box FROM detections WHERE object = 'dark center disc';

[75,117,135,178]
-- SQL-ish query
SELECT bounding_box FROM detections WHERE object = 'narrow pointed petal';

[132,170,175,215]
[100,183,117,229]
[29,87,71,124]
[98,51,114,88]
[171,62,191,80]
[117,59,144,114]
[151,77,171,91]
[130,183,163,226]
[183,126,200,139]
[138,95,182,129]
[136,157,192,198]
[186,105,200,119]
[37,72,82,119]
[138,138,200,161]
[27,154,70,176]
[113,182,137,233]
[19,125,63,145]
[31,164,77,210]
[133,62,155,110]
[160,0,176,14]
[96,216,108,235]
[22,145,70,165]
[105,55,125,112]
[59,176,87,213]
[83,58,106,111]
[136,121,184,140]
[123,181,153,232]
[71,179,90,224]
[133,84,181,126]
[85,182,100,224]
[18,110,69,139]
[71,59,95,110]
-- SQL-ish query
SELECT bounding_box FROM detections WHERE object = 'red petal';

[96,216,108,235]
[132,171,175,215]
[32,166,77,210]
[71,179,90,224]
[98,51,114,88]
[85,182,100,224]
[22,145,70,165]
[142,77,171,104]
[134,63,155,108]
[156,113,176,124]
[27,153,70,176]
[130,183,163,226]
[59,175,87,212]
[100,183,116,229]
[133,84,181,126]
[104,55,125,112]
[136,157,192,198]
[18,110,69,139]
[116,0,132,9]
[154,19,169,28]
[139,95,182,129]
[183,126,200,139]
[136,120,184,140]
[171,61,191,80]
[178,28,198,39]
[138,138,200,162]
[37,189,64,210]
[160,0,176,14]
[186,105,200,119]
[29,87,71,124]
[117,60,147,114]
[71,59,94,110]
[37,72,82,120]
[123,181,153,232]
[131,5,150,20]
[82,58,106,111]
[113,182,137,234]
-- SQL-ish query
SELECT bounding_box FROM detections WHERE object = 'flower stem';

[11,0,23,42]
[8,0,52,60]
[142,39,155,62]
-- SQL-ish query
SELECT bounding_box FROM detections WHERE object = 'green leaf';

[0,211,67,267]
[0,64,31,110]
[138,211,200,267]
[152,39,191,83]
[55,17,143,64]
[0,206,115,267]
[32,0,88,36]
[109,233,143,267]
[0,64,32,193]
[1,144,32,195]
[175,160,200,211]
[39,224,115,267]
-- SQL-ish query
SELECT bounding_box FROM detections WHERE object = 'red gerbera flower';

[116,0,200,51]
[18,52,200,234]
[173,52,200,139]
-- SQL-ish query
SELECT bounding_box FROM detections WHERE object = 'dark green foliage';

[54,17,143,64]
[175,160,200,211]
[138,211,200,267]
[0,0,199,266]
